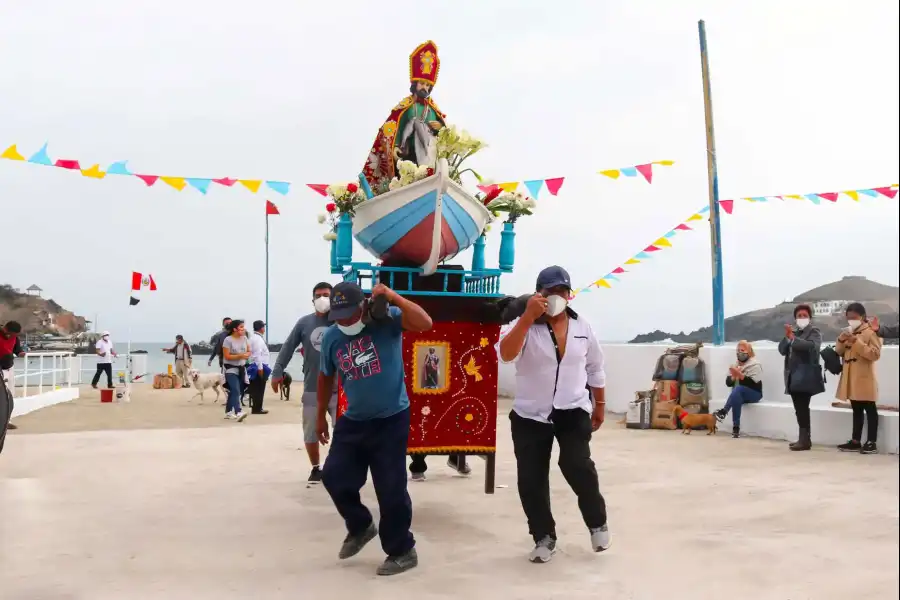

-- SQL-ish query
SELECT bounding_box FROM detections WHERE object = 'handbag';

[788,346,826,396]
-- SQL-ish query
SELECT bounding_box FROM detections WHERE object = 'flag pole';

[265,209,270,344]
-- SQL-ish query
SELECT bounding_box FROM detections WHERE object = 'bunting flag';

[1,142,290,195]
[266,200,280,215]
[473,177,566,199]
[724,184,898,205]
[599,160,675,184]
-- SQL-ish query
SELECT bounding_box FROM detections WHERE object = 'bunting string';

[598,160,675,184]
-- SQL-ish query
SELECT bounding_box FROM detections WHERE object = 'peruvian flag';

[131,272,157,291]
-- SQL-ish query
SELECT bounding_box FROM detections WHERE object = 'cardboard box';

[655,380,679,404]
[626,392,653,430]
[651,400,678,430]
[680,382,708,407]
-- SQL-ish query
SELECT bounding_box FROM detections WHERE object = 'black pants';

[91,363,113,388]
[850,400,878,443]
[510,408,607,543]
[248,373,268,413]
[322,408,414,557]
[790,393,811,429]
[1,379,12,455]
[409,453,464,474]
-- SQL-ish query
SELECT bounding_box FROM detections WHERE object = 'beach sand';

[2,386,899,600]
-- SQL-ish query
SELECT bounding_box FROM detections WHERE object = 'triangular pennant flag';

[1,144,25,161]
[186,178,211,194]
[578,287,591,293]
[498,182,519,192]
[858,189,878,198]
[643,245,660,252]
[620,167,638,177]
[136,174,159,186]
[477,184,499,194]
[699,205,710,214]
[663,231,677,239]
[719,200,734,214]
[741,197,755,202]
[653,160,676,166]
[55,159,81,170]
[687,213,704,221]
[785,194,804,200]
[752,196,769,202]
[611,267,626,274]
[266,181,291,195]
[106,160,132,175]
[873,186,898,199]
[635,163,654,183]
[652,238,672,248]
[213,177,237,187]
[129,296,140,306]
[266,200,280,215]
[818,192,839,202]
[28,143,53,165]
[161,176,187,191]
[603,274,620,282]
[81,164,106,179]
[239,179,263,193]
[634,251,652,259]
[804,194,821,205]
[624,258,641,265]
[523,179,544,199]
[844,190,860,201]
[599,169,621,179]
[307,183,329,196]
[675,223,693,231]
[594,279,612,289]
[544,177,565,196]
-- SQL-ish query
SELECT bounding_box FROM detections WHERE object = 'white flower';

[330,184,347,199]
[316,214,326,224]
[414,165,431,179]
[421,405,431,416]
[398,160,417,178]
[388,178,402,190]
[524,197,537,209]
[323,232,337,241]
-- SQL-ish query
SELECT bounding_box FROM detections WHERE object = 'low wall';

[10,387,80,419]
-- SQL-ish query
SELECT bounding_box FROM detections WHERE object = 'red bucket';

[100,388,114,403]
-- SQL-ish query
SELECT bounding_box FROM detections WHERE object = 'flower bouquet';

[317,182,367,241]
[388,160,434,191]
[435,125,487,183]
[485,191,536,224]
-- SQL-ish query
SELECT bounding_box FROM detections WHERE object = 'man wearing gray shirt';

[272,282,336,484]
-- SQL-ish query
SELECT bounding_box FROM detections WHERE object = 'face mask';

[796,318,810,329]
[313,296,331,313]
[848,320,862,330]
[546,295,568,317]
[736,352,749,363]
[337,320,366,336]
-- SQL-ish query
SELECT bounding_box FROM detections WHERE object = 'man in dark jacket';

[870,316,899,340]
[207,317,232,369]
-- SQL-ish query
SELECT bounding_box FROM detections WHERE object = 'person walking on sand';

[222,320,250,422]
[248,320,271,415]
[317,282,433,576]
[162,334,193,388]
[91,331,117,389]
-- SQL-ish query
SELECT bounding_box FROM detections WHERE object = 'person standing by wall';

[222,320,250,422]
[271,282,336,485]
[836,302,882,454]
[248,320,271,415]
[162,335,193,388]
[91,331,117,389]
[778,304,824,451]
[498,266,610,564]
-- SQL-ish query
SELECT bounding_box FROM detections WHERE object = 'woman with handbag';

[835,302,882,454]
[778,304,824,451]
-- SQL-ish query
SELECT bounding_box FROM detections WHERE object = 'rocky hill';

[0,284,88,335]
[630,276,899,344]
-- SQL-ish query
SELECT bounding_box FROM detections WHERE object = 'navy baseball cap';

[536,265,572,291]
[329,282,365,321]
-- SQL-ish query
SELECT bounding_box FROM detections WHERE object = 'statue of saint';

[362,41,446,195]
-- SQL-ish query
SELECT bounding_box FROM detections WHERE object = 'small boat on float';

[352,158,492,276]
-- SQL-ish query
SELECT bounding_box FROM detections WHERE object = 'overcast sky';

[2,0,898,342]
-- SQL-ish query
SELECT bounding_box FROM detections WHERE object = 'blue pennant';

[664,231,677,238]
[804,193,821,205]
[859,189,878,198]
[28,143,52,166]
[523,179,544,199]
[266,181,291,195]
[106,161,133,175]
[603,274,620,282]
[751,196,768,202]
[699,205,710,214]
[186,178,211,194]
[620,167,638,177]
[635,251,652,260]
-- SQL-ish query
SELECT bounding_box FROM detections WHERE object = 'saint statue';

[362,41,447,195]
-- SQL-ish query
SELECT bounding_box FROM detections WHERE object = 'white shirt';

[249,333,270,368]
[497,313,606,424]
[95,338,114,364]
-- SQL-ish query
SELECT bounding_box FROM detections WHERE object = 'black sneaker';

[861,441,878,455]
[338,523,377,559]
[307,466,323,485]
[732,427,740,439]
[376,547,418,576]
[837,440,861,452]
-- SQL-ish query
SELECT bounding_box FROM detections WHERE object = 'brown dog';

[678,408,717,435]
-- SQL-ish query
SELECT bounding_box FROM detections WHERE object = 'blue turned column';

[330,238,340,273]
[471,234,486,272]
[336,213,353,266]
[499,222,516,272]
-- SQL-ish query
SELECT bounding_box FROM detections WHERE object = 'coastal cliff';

[0,284,88,334]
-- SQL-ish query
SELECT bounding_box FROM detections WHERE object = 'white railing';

[9,351,76,398]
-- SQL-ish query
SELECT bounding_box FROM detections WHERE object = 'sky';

[1,0,898,343]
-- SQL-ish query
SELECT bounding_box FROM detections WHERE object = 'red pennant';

[213,178,237,187]
[635,163,653,184]
[136,174,159,186]
[54,159,81,170]
[818,192,839,202]
[675,223,693,231]
[543,177,565,196]
[266,200,280,215]
[611,267,626,274]
[477,184,499,194]
[874,186,898,199]
[719,200,734,215]
[644,245,660,252]
[307,183,329,196]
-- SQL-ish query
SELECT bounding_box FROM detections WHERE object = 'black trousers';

[850,400,878,443]
[510,408,607,543]
[248,373,268,413]
[1,379,12,455]
[409,453,464,474]
[91,363,113,388]
[790,393,811,429]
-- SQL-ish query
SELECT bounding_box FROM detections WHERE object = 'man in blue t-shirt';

[317,281,433,576]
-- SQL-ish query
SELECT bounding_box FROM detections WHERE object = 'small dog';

[280,372,293,401]
[189,369,225,404]
[678,407,718,435]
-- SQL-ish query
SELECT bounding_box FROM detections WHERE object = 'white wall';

[11,387,80,418]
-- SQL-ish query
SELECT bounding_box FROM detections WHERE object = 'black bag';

[820,345,842,376]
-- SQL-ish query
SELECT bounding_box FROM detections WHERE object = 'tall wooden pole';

[699,20,726,345]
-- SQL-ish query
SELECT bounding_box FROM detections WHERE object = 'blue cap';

[536,265,572,290]
[329,282,365,321]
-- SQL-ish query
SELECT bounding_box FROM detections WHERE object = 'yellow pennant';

[653,237,672,248]
[742,197,756,202]
[687,213,703,221]
[624,258,641,265]
[785,194,804,200]
[1,144,25,161]
[652,160,675,166]
[599,169,621,179]
[240,179,263,193]
[594,279,612,289]
[81,164,106,179]
[844,190,860,201]
[498,182,519,192]
[161,176,187,191]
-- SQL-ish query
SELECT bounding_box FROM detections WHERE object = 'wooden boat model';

[353,158,491,276]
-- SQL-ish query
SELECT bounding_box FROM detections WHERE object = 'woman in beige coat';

[835,302,882,454]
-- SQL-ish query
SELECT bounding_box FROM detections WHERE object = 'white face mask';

[337,320,365,336]
[796,318,810,329]
[546,294,568,317]
[313,296,331,313]
[848,320,862,331]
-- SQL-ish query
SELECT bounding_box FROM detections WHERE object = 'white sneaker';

[528,536,556,563]
[235,412,248,422]
[590,524,611,552]
[224,412,236,420]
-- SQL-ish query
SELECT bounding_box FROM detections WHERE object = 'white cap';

[101,330,110,336]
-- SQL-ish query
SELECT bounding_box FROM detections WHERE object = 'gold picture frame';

[412,340,450,395]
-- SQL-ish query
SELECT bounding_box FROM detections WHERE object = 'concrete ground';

[1,386,899,600]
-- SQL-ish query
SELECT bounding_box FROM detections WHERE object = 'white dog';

[189,369,225,403]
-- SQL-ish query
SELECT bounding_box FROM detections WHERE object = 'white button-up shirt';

[249,333,270,368]
[497,312,606,424]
